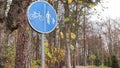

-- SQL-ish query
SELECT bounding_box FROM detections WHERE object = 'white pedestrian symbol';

[30,11,55,25]
[46,11,51,25]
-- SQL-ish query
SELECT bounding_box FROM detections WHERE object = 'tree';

[0,0,107,68]
[0,0,8,68]
[64,1,71,68]
[11,1,31,68]
[89,54,96,67]
[94,54,100,66]
[104,56,111,67]
[1,0,32,68]
[111,55,119,68]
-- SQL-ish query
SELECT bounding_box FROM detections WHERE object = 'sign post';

[27,1,57,68]
[41,34,44,68]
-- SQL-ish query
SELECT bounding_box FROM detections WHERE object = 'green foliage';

[94,54,101,66]
[45,47,53,58]
[111,55,119,68]
[104,57,111,67]
[89,4,96,8]
[64,17,70,23]
[44,42,49,47]
[90,54,96,60]
[26,27,30,34]
[104,58,107,66]
[90,65,111,68]
[107,58,112,67]
[47,52,52,58]
[70,32,76,40]
[5,44,15,68]
[90,54,96,67]
[45,46,65,65]
[45,47,49,53]
[70,44,75,50]
[78,0,82,4]
[30,59,40,68]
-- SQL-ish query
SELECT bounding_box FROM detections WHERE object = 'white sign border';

[27,1,57,33]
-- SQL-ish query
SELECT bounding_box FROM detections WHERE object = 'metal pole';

[42,3,46,68]
[42,34,45,68]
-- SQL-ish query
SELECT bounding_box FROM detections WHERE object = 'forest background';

[0,0,120,68]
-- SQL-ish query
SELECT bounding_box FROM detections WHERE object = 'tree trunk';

[0,23,8,68]
[83,10,87,66]
[64,2,71,68]
[66,41,71,68]
[0,0,7,19]
[6,1,31,68]
[0,0,7,68]
[15,23,31,68]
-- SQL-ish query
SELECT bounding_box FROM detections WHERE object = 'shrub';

[94,54,101,66]
[111,55,119,68]
[104,57,111,67]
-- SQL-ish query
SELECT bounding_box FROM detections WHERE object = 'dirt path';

[63,66,91,68]
[75,66,91,68]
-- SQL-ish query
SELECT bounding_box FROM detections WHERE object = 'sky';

[89,0,120,48]
[8,0,120,20]
[90,0,120,21]
[102,0,120,18]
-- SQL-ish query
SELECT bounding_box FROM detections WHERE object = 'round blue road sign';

[27,1,57,33]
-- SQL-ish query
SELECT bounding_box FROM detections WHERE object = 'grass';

[90,65,111,68]
[57,65,111,68]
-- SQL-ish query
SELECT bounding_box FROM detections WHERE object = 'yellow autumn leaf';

[60,32,64,39]
[49,0,52,3]
[44,42,49,47]
[47,52,52,58]
[78,0,82,4]
[71,32,76,40]
[68,0,72,4]
[70,44,75,50]
[44,47,49,53]
[89,4,96,8]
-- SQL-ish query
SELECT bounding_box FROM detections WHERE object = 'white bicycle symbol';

[30,11,44,21]
[29,11,55,25]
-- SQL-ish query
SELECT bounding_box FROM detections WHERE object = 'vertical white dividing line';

[44,4,46,32]
[42,34,45,68]
[38,0,43,1]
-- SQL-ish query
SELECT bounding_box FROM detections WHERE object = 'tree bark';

[83,10,87,66]
[64,2,71,68]
[0,23,8,68]
[0,0,7,68]
[6,1,32,68]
